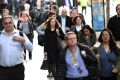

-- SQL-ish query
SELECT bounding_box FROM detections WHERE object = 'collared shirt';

[65,0,70,6]
[66,48,88,78]
[76,25,82,32]
[0,29,33,67]
[61,16,66,34]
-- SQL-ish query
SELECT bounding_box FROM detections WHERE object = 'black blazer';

[56,15,72,29]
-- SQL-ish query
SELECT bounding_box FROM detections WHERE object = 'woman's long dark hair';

[46,17,59,30]
[98,29,118,55]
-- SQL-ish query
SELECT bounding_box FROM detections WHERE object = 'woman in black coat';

[44,17,65,77]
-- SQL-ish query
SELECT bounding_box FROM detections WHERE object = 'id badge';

[73,63,83,73]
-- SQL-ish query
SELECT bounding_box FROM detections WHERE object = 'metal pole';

[12,0,15,16]
[106,0,110,26]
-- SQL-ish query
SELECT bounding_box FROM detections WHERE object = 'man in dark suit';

[56,8,72,34]
[107,4,120,48]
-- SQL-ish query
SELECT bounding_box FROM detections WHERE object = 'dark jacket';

[107,15,120,41]
[0,18,4,31]
[44,27,64,64]
[70,25,83,35]
[56,15,72,30]
[78,33,96,48]
[55,44,98,80]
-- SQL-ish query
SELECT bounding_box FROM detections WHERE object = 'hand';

[95,54,100,60]
[56,29,60,36]
[81,51,86,57]
[44,52,47,59]
[66,27,70,31]
[112,68,119,73]
[13,36,25,43]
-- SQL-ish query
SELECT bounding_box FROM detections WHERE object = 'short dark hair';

[51,5,58,10]
[116,4,120,11]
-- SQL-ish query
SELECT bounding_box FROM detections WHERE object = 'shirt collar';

[1,29,19,35]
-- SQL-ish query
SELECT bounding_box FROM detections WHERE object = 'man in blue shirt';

[0,15,33,80]
[55,31,98,80]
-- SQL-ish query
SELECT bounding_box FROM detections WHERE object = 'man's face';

[61,9,67,16]
[116,5,120,16]
[3,18,14,32]
[66,34,77,46]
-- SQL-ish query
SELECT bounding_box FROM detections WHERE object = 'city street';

[12,6,94,80]
[24,31,51,80]
[12,3,117,80]
[13,17,52,80]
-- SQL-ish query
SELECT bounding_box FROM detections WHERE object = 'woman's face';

[116,5,120,16]
[21,13,28,18]
[50,19,55,27]
[71,10,78,18]
[3,10,9,17]
[101,31,110,42]
[83,28,90,35]
[76,17,82,25]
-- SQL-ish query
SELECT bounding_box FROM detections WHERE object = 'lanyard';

[68,47,79,64]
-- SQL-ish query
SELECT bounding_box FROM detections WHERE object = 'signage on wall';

[91,0,105,31]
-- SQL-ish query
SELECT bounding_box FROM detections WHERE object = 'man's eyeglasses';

[67,37,76,40]
[4,22,12,25]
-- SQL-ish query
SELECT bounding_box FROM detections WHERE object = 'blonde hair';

[65,31,76,40]
[19,10,31,19]
[2,15,13,21]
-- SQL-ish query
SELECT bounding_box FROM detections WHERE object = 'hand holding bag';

[40,57,48,70]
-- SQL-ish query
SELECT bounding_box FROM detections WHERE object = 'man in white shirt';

[0,15,33,80]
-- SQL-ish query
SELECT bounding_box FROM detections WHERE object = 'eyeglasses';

[116,8,120,10]
[4,21,12,25]
[67,37,76,40]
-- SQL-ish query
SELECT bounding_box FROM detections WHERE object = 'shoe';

[47,74,51,77]
[29,57,32,60]
[47,73,52,78]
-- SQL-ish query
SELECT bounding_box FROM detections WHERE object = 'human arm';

[36,23,45,35]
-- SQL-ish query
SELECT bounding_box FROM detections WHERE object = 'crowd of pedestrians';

[0,0,120,80]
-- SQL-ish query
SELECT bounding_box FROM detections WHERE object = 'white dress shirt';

[0,29,33,67]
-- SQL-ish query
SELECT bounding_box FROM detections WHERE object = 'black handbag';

[40,58,48,70]
[38,35,44,46]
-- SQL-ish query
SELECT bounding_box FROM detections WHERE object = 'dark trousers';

[65,77,89,80]
[48,62,56,76]
[100,75,117,80]
[24,49,32,59]
[82,6,87,15]
[24,33,33,60]
[0,63,25,80]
